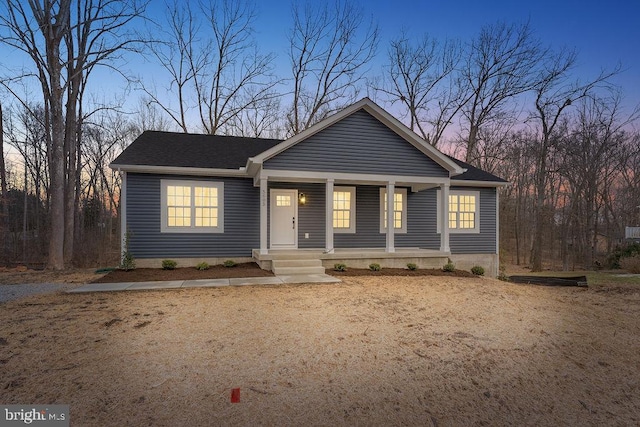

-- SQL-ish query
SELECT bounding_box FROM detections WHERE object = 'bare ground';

[0,276,639,426]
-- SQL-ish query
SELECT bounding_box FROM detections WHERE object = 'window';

[379,188,407,233]
[333,187,355,233]
[161,180,223,233]
[437,190,480,233]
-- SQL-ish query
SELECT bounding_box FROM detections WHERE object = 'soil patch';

[92,262,274,283]
[0,277,638,425]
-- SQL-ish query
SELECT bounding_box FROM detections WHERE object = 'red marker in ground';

[231,388,241,403]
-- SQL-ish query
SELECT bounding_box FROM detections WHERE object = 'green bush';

[196,262,210,271]
[223,260,237,268]
[406,263,417,271]
[369,263,381,271]
[606,242,640,269]
[442,259,455,272]
[162,259,177,270]
[471,265,485,276]
[497,264,509,281]
[334,263,347,272]
[620,255,640,274]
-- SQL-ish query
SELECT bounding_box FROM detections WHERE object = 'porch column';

[260,178,268,254]
[386,181,395,253]
[325,179,334,253]
[440,183,450,253]
[120,170,127,262]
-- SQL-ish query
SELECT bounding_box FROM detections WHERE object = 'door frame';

[270,189,298,249]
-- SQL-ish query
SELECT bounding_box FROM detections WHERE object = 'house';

[110,98,508,276]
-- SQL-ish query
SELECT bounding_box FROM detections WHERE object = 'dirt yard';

[1,276,639,426]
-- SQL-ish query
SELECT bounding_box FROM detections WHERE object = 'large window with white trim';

[380,188,407,233]
[333,187,356,233]
[161,180,224,233]
[437,190,480,233]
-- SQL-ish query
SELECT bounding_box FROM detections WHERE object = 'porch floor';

[253,248,451,270]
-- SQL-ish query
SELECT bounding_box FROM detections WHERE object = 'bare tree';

[287,0,378,135]
[0,0,146,268]
[141,0,279,135]
[376,32,461,147]
[528,48,617,271]
[0,102,8,260]
[459,21,545,164]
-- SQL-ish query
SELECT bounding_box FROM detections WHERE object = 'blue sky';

[1,0,638,125]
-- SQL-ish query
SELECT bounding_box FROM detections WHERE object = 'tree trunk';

[0,103,8,261]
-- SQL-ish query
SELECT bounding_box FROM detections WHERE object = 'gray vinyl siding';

[449,187,497,254]
[264,110,448,177]
[335,186,385,248]
[127,173,259,258]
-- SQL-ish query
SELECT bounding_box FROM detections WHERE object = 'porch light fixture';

[299,193,307,205]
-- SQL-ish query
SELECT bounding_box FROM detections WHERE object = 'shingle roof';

[447,155,508,183]
[112,130,507,184]
[111,130,283,169]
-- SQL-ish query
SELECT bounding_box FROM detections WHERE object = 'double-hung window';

[437,190,480,233]
[161,180,224,233]
[333,187,355,233]
[380,188,407,233]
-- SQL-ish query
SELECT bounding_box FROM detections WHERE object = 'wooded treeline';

[0,0,638,270]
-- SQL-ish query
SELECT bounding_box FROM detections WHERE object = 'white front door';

[270,189,298,248]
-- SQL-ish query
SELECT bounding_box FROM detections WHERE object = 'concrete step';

[271,258,325,275]
[272,266,327,275]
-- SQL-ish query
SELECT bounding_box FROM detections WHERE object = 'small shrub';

[223,260,237,268]
[196,262,210,271]
[497,264,509,281]
[406,263,417,271]
[369,263,381,271]
[620,255,640,274]
[606,242,640,269]
[442,258,456,272]
[334,263,347,272]
[471,265,485,276]
[162,259,177,270]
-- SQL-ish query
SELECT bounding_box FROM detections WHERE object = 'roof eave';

[109,163,248,177]
[450,179,510,188]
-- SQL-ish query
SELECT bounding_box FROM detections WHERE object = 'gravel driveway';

[0,283,84,303]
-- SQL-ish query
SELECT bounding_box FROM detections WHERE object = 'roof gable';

[251,98,464,175]
[263,109,450,178]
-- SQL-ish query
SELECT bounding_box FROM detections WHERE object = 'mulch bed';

[92,263,477,283]
[92,262,274,283]
[329,268,477,277]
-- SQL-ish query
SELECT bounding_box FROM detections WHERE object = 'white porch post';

[440,183,450,253]
[260,178,268,254]
[325,179,334,253]
[386,181,395,253]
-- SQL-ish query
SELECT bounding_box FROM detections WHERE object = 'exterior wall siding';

[127,173,259,258]
[264,110,449,177]
[449,187,497,254]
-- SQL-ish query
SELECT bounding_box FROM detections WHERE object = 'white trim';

[160,179,224,233]
[437,189,481,234]
[248,98,464,175]
[325,179,334,253]
[120,170,127,261]
[269,189,298,249]
[259,178,268,254]
[385,183,396,252]
[439,183,450,253]
[495,188,500,276]
[379,187,408,234]
[259,168,449,186]
[111,163,247,177]
[451,179,509,188]
[333,186,356,234]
